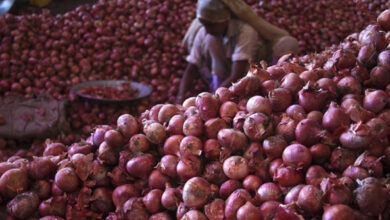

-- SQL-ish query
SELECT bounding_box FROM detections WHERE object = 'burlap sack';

[0,94,70,139]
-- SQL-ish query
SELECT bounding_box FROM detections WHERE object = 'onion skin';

[217,128,248,152]
[28,156,56,180]
[273,166,303,187]
[339,122,372,150]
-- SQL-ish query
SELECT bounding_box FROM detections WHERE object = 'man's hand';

[176,64,198,104]
[220,60,249,88]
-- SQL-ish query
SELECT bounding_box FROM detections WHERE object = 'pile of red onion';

[1,3,390,220]
[0,0,388,143]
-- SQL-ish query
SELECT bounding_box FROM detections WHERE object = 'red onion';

[43,142,66,156]
[322,102,350,132]
[366,118,389,139]
[112,184,139,208]
[219,180,242,200]
[176,155,202,182]
[217,128,248,152]
[295,119,324,147]
[205,118,228,139]
[263,135,287,159]
[257,182,282,203]
[320,178,352,205]
[354,152,384,177]
[126,154,155,179]
[259,201,281,220]
[163,134,183,156]
[71,153,93,182]
[219,102,238,124]
[54,167,80,193]
[223,156,249,180]
[39,196,66,217]
[181,210,208,220]
[149,212,172,220]
[183,97,196,108]
[246,96,272,115]
[183,115,203,137]
[117,114,139,138]
[204,139,221,160]
[298,82,329,112]
[339,122,371,150]
[128,134,150,153]
[342,98,374,122]
[158,104,179,124]
[233,111,248,131]
[342,165,369,180]
[143,189,163,214]
[378,9,390,31]
[276,115,298,142]
[161,187,181,211]
[203,161,228,185]
[0,168,27,199]
[215,87,232,103]
[166,115,185,135]
[123,198,149,220]
[229,75,261,97]
[282,143,312,168]
[300,70,320,83]
[196,92,220,121]
[149,104,164,121]
[31,180,51,199]
[225,189,251,220]
[269,158,283,178]
[305,165,329,186]
[307,111,323,123]
[267,66,286,80]
[28,156,56,180]
[284,184,304,204]
[297,185,322,215]
[281,73,304,94]
[286,104,306,121]
[363,89,388,113]
[90,187,114,213]
[355,177,387,216]
[236,201,262,220]
[143,121,166,144]
[329,147,358,172]
[104,129,124,148]
[322,204,355,220]
[182,177,210,208]
[148,170,170,190]
[242,175,262,194]
[98,142,119,165]
[179,136,203,157]
[366,66,390,89]
[378,50,390,68]
[7,191,39,219]
[357,44,377,68]
[273,166,303,187]
[158,155,179,179]
[268,88,292,112]
[309,144,331,164]
[243,113,273,141]
[205,199,225,220]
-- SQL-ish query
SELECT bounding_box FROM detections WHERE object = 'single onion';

[284,184,304,204]
[223,156,249,180]
[286,105,306,121]
[295,119,323,147]
[157,104,179,124]
[236,201,262,220]
[268,88,292,112]
[280,73,304,94]
[263,135,287,159]
[305,165,329,186]
[377,9,390,31]
[166,115,185,135]
[205,199,225,220]
[243,113,273,141]
[257,182,282,203]
[163,135,183,156]
[363,89,388,113]
[128,134,150,153]
[322,102,350,132]
[246,96,272,115]
[309,144,331,164]
[183,115,203,137]
[219,180,242,200]
[183,177,211,208]
[273,166,303,187]
[179,136,203,157]
[339,122,371,150]
[196,92,220,121]
[54,167,79,193]
[322,204,355,220]
[282,143,312,168]
[297,185,322,215]
[126,154,155,179]
[220,101,239,123]
[117,114,139,138]
[225,189,251,220]
[355,177,387,216]
[205,118,228,139]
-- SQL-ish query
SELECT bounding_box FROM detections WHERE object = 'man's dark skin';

[176,18,249,104]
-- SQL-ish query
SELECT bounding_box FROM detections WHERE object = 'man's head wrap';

[197,0,230,23]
